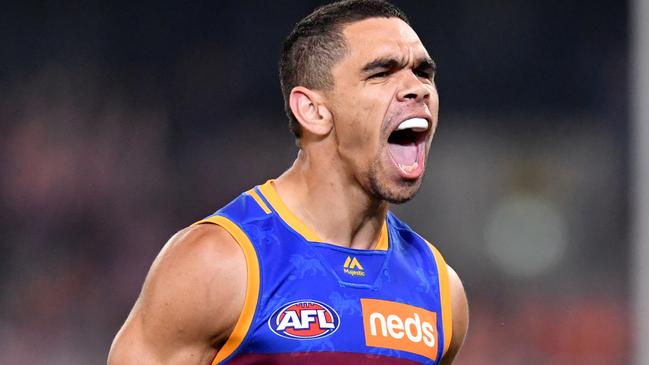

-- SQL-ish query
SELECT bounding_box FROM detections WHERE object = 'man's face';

[326,17,439,203]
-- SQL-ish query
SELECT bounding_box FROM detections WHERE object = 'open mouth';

[387,117,429,178]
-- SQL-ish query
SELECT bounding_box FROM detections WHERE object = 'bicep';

[108,303,165,365]
[108,225,247,365]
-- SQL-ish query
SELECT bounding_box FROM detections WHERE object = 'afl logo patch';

[268,299,340,339]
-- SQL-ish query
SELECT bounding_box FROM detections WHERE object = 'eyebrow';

[361,56,437,75]
[361,57,407,74]
[416,58,437,73]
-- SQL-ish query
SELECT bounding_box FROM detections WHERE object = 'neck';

[274,149,389,250]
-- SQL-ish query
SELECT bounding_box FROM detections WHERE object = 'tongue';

[388,141,418,165]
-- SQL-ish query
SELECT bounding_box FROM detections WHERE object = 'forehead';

[340,17,429,64]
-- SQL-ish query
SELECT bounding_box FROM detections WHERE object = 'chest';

[231,221,445,365]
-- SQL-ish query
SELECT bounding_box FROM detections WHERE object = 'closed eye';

[414,59,436,81]
[369,71,390,79]
[362,58,403,80]
[415,69,434,80]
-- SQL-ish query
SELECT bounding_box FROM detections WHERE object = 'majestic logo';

[268,300,340,339]
[361,298,438,361]
[343,256,365,277]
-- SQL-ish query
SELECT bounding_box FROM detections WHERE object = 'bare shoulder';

[108,223,247,365]
[440,264,469,365]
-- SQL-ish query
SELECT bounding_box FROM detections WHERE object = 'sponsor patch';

[269,300,340,339]
[361,298,438,361]
[343,256,365,277]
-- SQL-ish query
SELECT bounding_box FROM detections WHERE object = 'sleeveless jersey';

[194,180,453,365]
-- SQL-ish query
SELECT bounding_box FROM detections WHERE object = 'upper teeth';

[396,118,429,132]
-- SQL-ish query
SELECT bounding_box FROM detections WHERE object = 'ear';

[289,86,333,137]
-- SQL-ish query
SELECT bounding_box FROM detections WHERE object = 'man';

[108,1,468,364]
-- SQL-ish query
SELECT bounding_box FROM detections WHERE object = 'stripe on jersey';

[192,215,261,365]
[426,241,453,357]
[246,188,271,214]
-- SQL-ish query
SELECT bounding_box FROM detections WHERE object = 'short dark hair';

[279,0,409,140]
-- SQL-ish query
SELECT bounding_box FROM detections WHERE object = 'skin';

[108,17,468,365]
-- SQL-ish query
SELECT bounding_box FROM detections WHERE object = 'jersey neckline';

[256,179,390,251]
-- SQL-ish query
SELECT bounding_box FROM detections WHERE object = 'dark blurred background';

[0,1,632,364]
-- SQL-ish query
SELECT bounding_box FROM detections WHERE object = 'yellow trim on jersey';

[257,180,389,250]
[258,180,322,242]
[192,215,260,365]
[246,188,271,214]
[426,240,453,358]
[374,221,389,250]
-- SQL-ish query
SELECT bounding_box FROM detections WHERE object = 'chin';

[369,173,422,204]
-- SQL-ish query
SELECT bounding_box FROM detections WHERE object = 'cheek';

[335,94,382,149]
[428,87,440,113]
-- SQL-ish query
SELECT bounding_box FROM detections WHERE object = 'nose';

[396,72,431,103]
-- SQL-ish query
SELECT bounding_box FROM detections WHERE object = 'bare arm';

[108,224,247,365]
[439,265,469,365]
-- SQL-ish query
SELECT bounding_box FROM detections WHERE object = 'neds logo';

[269,300,340,339]
[361,298,438,361]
